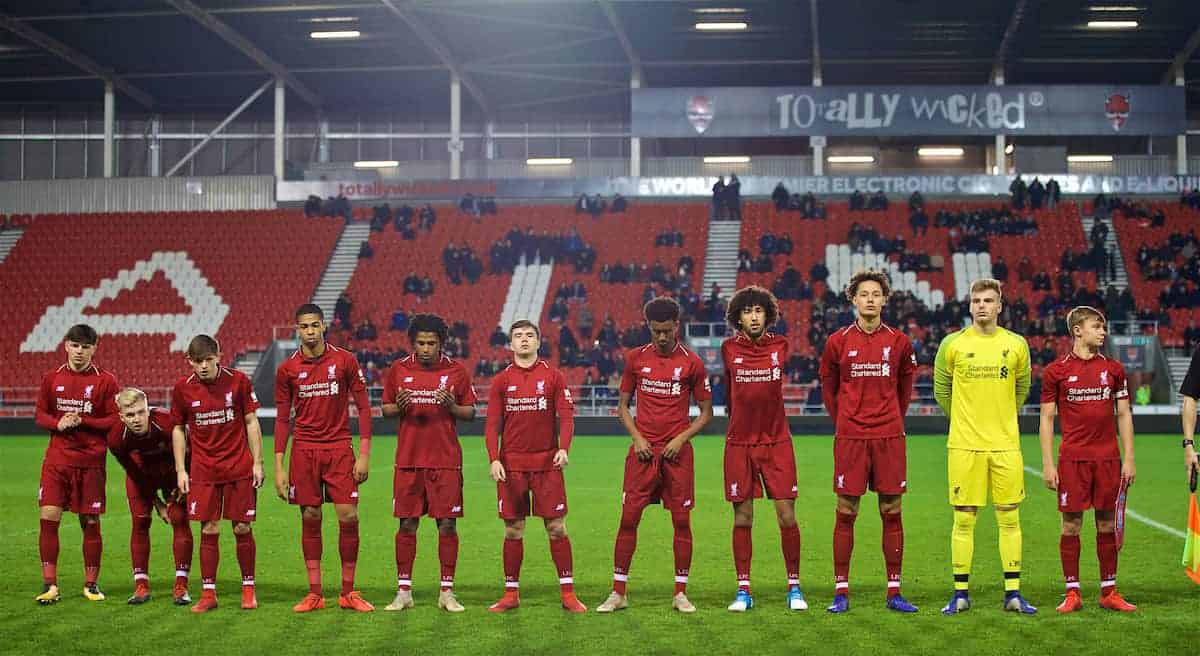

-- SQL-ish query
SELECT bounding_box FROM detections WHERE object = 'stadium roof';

[0,0,1198,120]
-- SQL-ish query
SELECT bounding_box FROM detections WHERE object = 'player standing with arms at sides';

[485,320,586,613]
[934,278,1037,615]
[1179,345,1200,483]
[381,313,477,613]
[1038,306,1137,613]
[274,304,375,613]
[108,388,193,605]
[34,324,119,605]
[819,271,919,614]
[722,286,805,613]
[596,297,712,614]
[171,335,265,613]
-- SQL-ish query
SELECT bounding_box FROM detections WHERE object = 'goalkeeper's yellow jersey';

[933,324,1031,451]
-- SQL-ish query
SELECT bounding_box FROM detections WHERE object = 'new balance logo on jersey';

[507,385,518,392]
[299,372,308,379]
[641,367,652,373]
[350,491,358,498]
[55,386,65,392]
[245,509,255,517]
[965,352,975,358]
[1067,375,1079,382]
[191,400,201,407]
[403,376,414,383]
[733,357,744,364]
[848,350,858,357]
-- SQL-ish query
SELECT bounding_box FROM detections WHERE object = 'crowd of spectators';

[576,193,627,216]
[1008,175,1060,210]
[711,175,742,220]
[441,241,484,284]
[486,227,597,273]
[304,194,353,221]
[848,189,889,211]
[458,193,498,216]
[655,227,684,247]
[771,183,827,218]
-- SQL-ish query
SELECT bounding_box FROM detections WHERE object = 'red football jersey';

[619,342,712,444]
[722,332,790,446]
[108,407,178,486]
[36,363,120,469]
[171,367,261,483]
[382,354,477,469]
[1041,352,1129,461]
[274,343,371,453]
[484,359,575,471]
[818,322,917,439]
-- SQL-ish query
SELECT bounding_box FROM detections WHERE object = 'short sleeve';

[1113,362,1130,400]
[382,365,397,404]
[169,384,187,427]
[239,373,261,414]
[619,350,637,394]
[455,367,477,406]
[690,356,712,402]
[1039,364,1059,404]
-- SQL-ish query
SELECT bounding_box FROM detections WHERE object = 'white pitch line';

[1023,465,1186,540]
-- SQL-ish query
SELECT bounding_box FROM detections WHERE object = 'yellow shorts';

[947,449,1026,507]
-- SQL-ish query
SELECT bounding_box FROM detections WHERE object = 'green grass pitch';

[1,433,1195,655]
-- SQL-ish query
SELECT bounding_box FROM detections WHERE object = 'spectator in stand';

[776,233,793,255]
[759,232,777,256]
[548,297,569,323]
[1028,177,1045,210]
[992,256,1009,283]
[772,181,790,211]
[909,206,929,236]
[578,303,594,339]
[1046,178,1061,208]
[1183,188,1200,210]
[868,190,888,210]
[709,374,727,407]
[590,195,607,217]
[358,240,373,259]
[576,194,590,214]
[391,309,409,332]
[489,325,508,348]
[909,190,925,212]
[810,260,829,284]
[334,293,353,330]
[1017,255,1034,283]
[459,193,477,215]
[418,204,436,230]
[1010,173,1027,209]
[849,189,865,211]
[304,195,322,217]
[611,193,627,213]
[677,254,695,278]
[726,174,742,221]
[354,318,377,342]
[419,275,434,300]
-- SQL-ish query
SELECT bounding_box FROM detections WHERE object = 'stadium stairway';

[499,256,554,331]
[232,350,263,380]
[311,221,373,319]
[702,219,741,297]
[0,227,23,263]
[1080,213,1129,293]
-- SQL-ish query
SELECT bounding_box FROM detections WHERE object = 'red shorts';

[189,478,257,523]
[39,463,106,514]
[1057,459,1121,513]
[497,469,568,519]
[393,468,463,519]
[833,437,908,496]
[724,440,798,502]
[289,447,359,506]
[622,442,695,512]
[126,466,182,518]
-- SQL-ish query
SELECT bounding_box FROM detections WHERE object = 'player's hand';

[1187,447,1199,482]
[435,388,454,408]
[632,435,653,461]
[663,436,687,462]
[553,449,569,469]
[396,388,412,413]
[353,455,370,483]
[274,466,289,501]
[1121,458,1136,487]
[57,413,80,431]
[153,498,170,524]
[490,460,507,482]
[1042,464,1059,490]
[168,487,184,504]
[177,471,190,495]
[252,462,265,489]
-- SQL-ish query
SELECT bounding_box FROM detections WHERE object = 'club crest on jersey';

[84,385,94,399]
[1099,370,1108,385]
[673,367,683,381]
[327,364,337,380]
[438,375,449,389]
[225,391,233,407]
[536,380,546,395]
[882,346,891,361]
[771,352,780,366]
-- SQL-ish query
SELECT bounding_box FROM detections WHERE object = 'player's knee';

[39,506,63,522]
[79,513,99,527]
[335,506,358,525]
[504,522,524,540]
[837,495,861,514]
[878,495,902,514]
[952,508,978,532]
[995,507,1020,528]
[671,512,691,533]
[301,506,322,522]
[231,521,252,535]
[1094,511,1115,533]
[437,519,457,536]
[201,521,221,534]
[132,515,152,532]
[545,520,567,540]
[398,518,420,534]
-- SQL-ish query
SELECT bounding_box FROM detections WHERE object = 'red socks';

[39,518,60,585]
[200,533,219,589]
[833,511,856,595]
[881,511,904,596]
[550,536,574,593]
[438,532,458,591]
[1097,531,1118,591]
[612,507,643,594]
[338,521,359,596]
[130,515,152,581]
[301,517,322,595]
[82,520,102,586]
[168,505,192,584]
[672,512,692,594]
[235,531,255,586]
[781,524,801,587]
[503,537,523,589]
[1060,534,1081,589]
[394,531,416,590]
[733,525,752,592]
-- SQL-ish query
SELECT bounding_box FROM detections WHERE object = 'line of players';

[32,273,1147,616]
